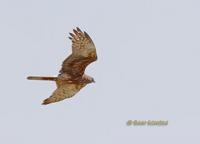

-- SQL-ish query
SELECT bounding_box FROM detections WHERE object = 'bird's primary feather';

[42,83,86,105]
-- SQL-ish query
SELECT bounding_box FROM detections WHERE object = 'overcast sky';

[0,0,200,143]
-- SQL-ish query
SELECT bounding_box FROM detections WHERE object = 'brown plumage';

[27,27,97,105]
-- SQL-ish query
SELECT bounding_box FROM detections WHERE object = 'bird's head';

[87,77,95,84]
[81,74,95,84]
[91,78,95,83]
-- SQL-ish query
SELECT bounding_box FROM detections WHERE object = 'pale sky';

[0,0,200,143]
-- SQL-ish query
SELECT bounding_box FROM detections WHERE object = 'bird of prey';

[27,27,97,105]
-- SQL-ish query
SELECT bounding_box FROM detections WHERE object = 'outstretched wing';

[59,27,97,79]
[42,83,86,105]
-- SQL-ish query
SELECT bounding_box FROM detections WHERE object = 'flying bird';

[27,27,97,105]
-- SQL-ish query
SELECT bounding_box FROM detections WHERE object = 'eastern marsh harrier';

[27,27,97,105]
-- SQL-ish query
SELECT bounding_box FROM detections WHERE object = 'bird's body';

[27,27,97,105]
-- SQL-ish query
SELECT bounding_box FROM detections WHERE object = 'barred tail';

[27,76,57,81]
